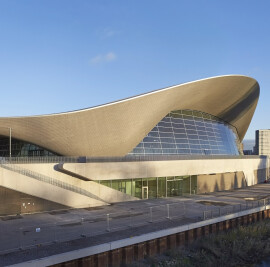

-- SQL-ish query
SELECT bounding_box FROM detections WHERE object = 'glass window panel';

[160,137,175,143]
[147,132,160,137]
[161,143,176,148]
[129,109,242,156]
[159,132,174,138]
[174,133,187,139]
[190,149,202,154]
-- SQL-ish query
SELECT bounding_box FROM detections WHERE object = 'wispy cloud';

[100,28,119,39]
[90,52,117,64]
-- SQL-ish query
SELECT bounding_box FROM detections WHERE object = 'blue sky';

[0,0,269,140]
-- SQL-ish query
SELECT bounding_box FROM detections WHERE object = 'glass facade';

[99,176,197,199]
[129,110,242,155]
[0,136,58,157]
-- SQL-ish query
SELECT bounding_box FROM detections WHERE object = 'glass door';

[142,186,148,199]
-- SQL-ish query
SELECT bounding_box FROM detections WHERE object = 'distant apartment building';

[255,130,270,156]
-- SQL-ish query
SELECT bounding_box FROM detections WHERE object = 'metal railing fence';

[0,154,266,164]
[0,198,269,256]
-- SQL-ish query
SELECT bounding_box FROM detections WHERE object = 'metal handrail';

[0,154,265,164]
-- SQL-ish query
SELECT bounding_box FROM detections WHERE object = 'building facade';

[0,75,269,215]
[255,129,270,156]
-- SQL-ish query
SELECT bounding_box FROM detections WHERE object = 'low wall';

[197,171,246,194]
[49,209,270,267]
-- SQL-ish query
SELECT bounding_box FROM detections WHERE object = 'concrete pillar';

[158,237,167,254]
[146,240,157,257]
[177,232,185,247]
[134,242,146,260]
[203,225,210,236]
[97,252,108,267]
[109,249,121,267]
[263,210,268,219]
[167,234,176,250]
[122,245,134,265]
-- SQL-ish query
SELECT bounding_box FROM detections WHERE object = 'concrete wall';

[17,164,138,204]
[0,166,107,208]
[63,157,268,187]
[0,186,66,216]
[197,171,246,194]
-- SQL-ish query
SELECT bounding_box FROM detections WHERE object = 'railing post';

[129,210,132,227]
[54,222,57,243]
[81,218,86,237]
[106,214,110,232]
[150,207,153,223]
[166,204,170,220]
[19,227,23,250]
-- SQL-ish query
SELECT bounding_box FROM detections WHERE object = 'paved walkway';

[1,183,270,266]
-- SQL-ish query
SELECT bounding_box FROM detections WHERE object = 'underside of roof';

[0,75,260,157]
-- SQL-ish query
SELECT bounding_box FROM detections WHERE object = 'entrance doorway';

[142,186,148,199]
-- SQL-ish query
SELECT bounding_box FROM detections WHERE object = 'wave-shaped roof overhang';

[0,75,259,157]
